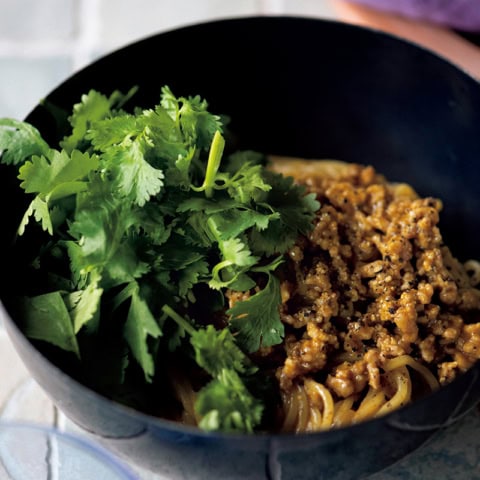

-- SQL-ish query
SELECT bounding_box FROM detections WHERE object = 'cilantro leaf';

[195,369,263,433]
[86,114,140,151]
[15,149,98,235]
[18,195,52,235]
[18,149,98,197]
[223,160,272,204]
[64,275,103,334]
[103,138,164,207]
[19,292,80,357]
[208,209,279,240]
[123,285,162,382]
[68,207,114,269]
[209,236,258,290]
[219,236,258,268]
[249,171,320,255]
[162,306,263,432]
[190,325,257,377]
[177,259,209,298]
[204,212,260,290]
[228,272,284,352]
[68,176,136,274]
[0,118,50,165]
[61,90,116,152]
[102,241,150,288]
[224,150,265,172]
[176,196,238,215]
[160,85,223,150]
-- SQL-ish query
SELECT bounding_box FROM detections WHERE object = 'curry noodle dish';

[242,157,480,432]
[166,158,480,432]
[2,89,480,435]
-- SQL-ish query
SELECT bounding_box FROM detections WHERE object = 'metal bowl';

[2,16,480,480]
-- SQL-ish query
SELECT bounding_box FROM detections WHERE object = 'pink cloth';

[350,0,480,31]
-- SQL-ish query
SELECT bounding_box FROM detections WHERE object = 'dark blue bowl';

[2,16,480,480]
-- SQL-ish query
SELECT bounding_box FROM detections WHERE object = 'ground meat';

[226,289,251,309]
[270,161,480,400]
[279,323,339,389]
[326,360,368,398]
[326,349,382,398]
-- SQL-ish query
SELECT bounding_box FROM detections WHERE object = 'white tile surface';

[283,0,337,18]
[97,0,260,51]
[0,0,76,42]
[0,57,72,118]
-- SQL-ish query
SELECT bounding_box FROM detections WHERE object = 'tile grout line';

[71,0,102,72]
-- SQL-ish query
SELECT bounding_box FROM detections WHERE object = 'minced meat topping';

[269,160,480,396]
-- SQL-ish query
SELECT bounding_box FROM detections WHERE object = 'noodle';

[169,367,199,425]
[333,396,357,428]
[376,366,412,417]
[296,384,310,432]
[281,384,302,432]
[279,358,431,432]
[384,355,440,392]
[281,379,336,432]
[306,407,323,431]
[268,158,480,432]
[352,387,386,423]
[279,361,421,432]
[304,379,335,429]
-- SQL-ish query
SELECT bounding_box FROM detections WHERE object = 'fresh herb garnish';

[162,305,262,432]
[0,86,319,432]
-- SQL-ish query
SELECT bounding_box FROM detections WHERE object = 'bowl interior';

[16,16,480,258]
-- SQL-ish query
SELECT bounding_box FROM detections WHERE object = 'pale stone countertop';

[1,307,480,479]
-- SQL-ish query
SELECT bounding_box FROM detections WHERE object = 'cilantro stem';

[210,259,234,289]
[204,130,225,198]
[191,130,225,197]
[161,304,196,336]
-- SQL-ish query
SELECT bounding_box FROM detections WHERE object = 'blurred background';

[0,0,340,119]
[2,0,480,121]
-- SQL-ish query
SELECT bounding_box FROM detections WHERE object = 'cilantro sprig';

[162,305,263,432]
[0,86,319,433]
